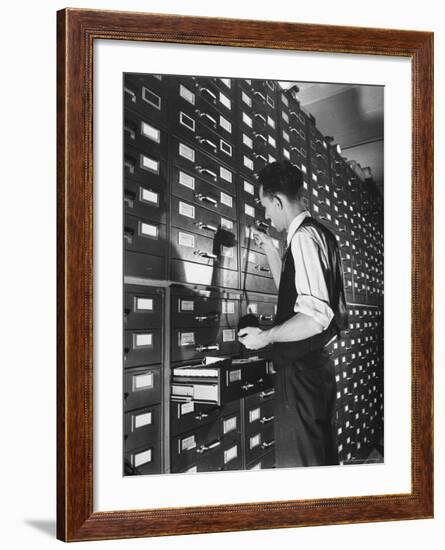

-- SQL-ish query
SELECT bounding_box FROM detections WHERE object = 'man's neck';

[284,203,306,232]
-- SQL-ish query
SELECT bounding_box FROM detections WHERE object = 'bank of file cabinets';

[123,74,384,473]
[123,285,164,475]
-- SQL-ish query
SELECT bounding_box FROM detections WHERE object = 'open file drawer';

[170,357,273,406]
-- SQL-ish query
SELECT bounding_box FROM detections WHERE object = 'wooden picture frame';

[57,8,434,542]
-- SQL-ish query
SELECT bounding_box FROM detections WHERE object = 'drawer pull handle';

[254,197,261,205]
[195,136,217,152]
[260,439,275,449]
[259,389,275,399]
[196,440,221,454]
[194,314,220,322]
[253,153,267,162]
[123,226,135,244]
[124,87,137,103]
[195,109,217,127]
[195,412,209,421]
[195,222,217,232]
[194,250,217,260]
[252,90,266,101]
[253,132,267,143]
[260,415,275,425]
[195,166,218,181]
[124,156,136,174]
[254,113,266,123]
[259,314,273,321]
[197,86,217,102]
[242,382,255,391]
[255,265,270,273]
[195,193,218,207]
[124,124,136,140]
[195,344,220,352]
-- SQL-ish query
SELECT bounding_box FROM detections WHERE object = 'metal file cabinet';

[123,74,384,474]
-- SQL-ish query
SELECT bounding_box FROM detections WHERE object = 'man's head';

[258,161,305,232]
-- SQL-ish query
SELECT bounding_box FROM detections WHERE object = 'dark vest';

[273,216,349,361]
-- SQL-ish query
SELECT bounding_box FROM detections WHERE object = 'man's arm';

[238,312,323,350]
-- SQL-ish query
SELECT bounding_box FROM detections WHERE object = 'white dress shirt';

[286,211,334,330]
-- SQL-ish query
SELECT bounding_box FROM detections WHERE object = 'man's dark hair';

[258,160,304,201]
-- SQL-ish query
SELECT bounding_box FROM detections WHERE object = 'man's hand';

[251,228,275,252]
[237,326,272,350]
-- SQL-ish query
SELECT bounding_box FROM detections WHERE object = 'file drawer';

[170,227,238,271]
[124,250,166,281]
[124,328,162,367]
[171,289,239,328]
[244,273,277,294]
[171,326,240,362]
[246,449,275,470]
[124,214,167,257]
[241,248,273,279]
[245,422,275,465]
[124,403,161,451]
[170,259,240,289]
[124,440,162,475]
[171,436,242,473]
[171,357,271,405]
[171,196,236,241]
[124,143,167,187]
[124,365,162,410]
[124,288,163,330]
[124,110,168,160]
[244,395,275,435]
[124,177,168,224]
[124,74,169,128]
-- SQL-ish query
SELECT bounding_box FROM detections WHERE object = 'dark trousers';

[273,347,339,468]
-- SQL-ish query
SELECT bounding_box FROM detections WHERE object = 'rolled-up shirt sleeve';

[290,229,334,330]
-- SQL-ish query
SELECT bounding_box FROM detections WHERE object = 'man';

[238,160,348,467]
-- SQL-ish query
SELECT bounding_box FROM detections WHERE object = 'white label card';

[141,155,159,173]
[133,449,152,468]
[135,297,153,311]
[179,171,195,190]
[224,445,238,464]
[250,434,261,449]
[141,121,160,143]
[179,201,195,219]
[181,435,196,452]
[220,192,233,207]
[179,332,195,346]
[244,181,254,195]
[219,92,231,109]
[179,143,195,162]
[220,167,232,183]
[219,116,232,133]
[134,333,153,348]
[180,402,195,416]
[179,84,195,104]
[140,188,159,205]
[222,301,235,314]
[133,411,153,430]
[220,218,234,230]
[245,204,255,217]
[223,329,235,342]
[249,407,261,423]
[223,416,237,434]
[178,232,195,248]
[133,372,154,391]
[179,299,195,312]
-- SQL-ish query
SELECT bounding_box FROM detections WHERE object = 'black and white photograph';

[122,74,384,476]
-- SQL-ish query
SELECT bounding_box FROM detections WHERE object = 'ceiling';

[279,82,384,195]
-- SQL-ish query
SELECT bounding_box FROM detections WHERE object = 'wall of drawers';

[123,74,384,474]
